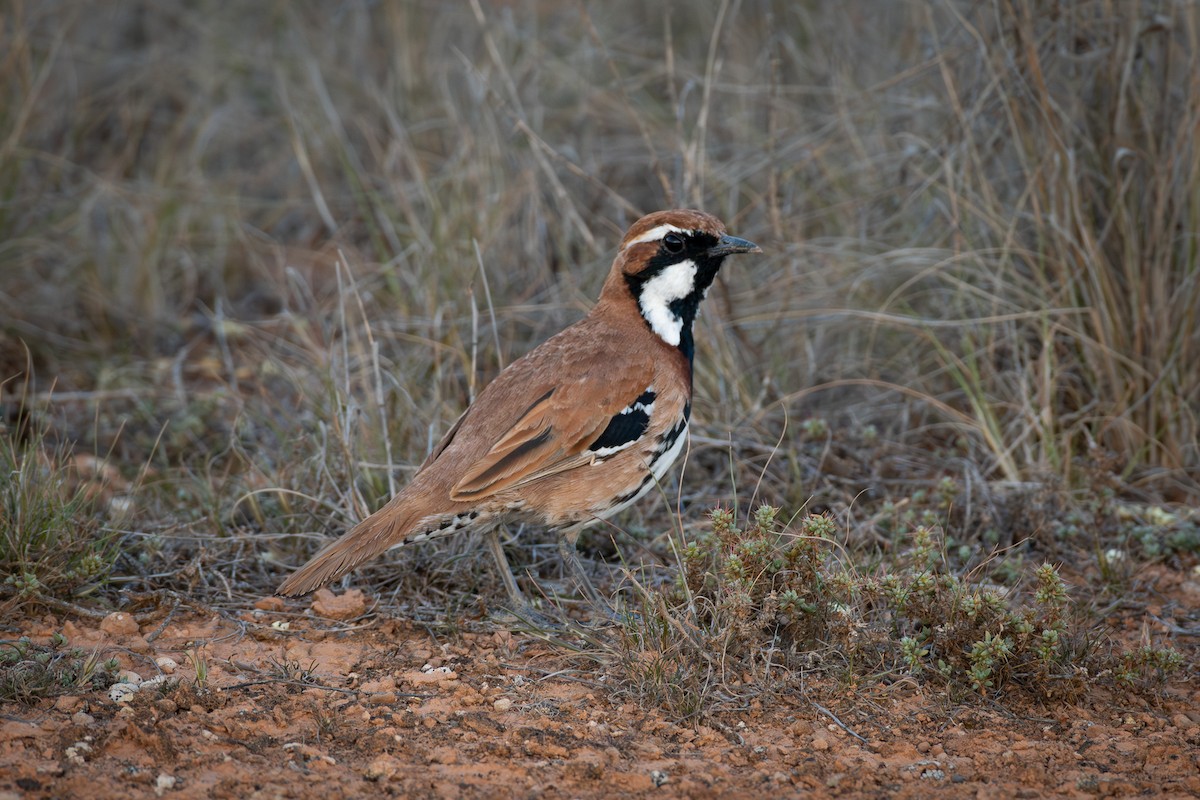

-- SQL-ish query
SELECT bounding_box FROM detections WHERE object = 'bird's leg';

[558,530,616,616]
[486,526,574,630]
[484,526,528,609]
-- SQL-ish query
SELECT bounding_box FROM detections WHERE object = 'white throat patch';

[636,259,697,346]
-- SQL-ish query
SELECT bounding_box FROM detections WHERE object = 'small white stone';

[115,670,143,685]
[65,740,93,765]
[109,683,139,703]
[155,773,176,796]
[493,697,513,712]
[155,656,178,674]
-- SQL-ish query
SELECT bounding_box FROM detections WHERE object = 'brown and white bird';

[277,209,760,607]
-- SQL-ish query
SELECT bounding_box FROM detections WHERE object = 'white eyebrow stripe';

[622,224,688,249]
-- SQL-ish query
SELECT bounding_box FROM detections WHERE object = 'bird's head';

[603,209,760,353]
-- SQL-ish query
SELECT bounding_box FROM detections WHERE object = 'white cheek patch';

[622,223,687,249]
[637,260,697,346]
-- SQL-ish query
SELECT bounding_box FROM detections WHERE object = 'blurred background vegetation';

[1,0,1197,615]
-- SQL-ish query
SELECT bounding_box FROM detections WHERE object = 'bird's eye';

[663,233,685,254]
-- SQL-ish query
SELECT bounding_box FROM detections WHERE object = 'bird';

[276,209,761,609]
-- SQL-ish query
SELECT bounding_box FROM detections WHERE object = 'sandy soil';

[2,589,1197,800]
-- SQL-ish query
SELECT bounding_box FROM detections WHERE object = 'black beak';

[708,234,762,258]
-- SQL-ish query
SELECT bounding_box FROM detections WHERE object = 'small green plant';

[799,418,829,439]
[185,648,210,690]
[617,507,846,715]
[616,510,1181,716]
[1116,646,1185,688]
[0,634,119,703]
[0,433,121,606]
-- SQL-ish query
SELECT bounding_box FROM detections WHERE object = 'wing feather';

[450,370,655,501]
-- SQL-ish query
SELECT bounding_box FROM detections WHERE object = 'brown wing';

[450,361,657,502]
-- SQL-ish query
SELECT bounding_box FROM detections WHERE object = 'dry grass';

[1,0,1196,711]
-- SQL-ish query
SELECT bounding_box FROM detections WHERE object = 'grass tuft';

[611,505,1182,715]
[0,425,122,610]
[0,634,120,704]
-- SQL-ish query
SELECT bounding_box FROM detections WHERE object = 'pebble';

[812,737,830,751]
[71,712,96,726]
[142,675,172,690]
[99,612,139,637]
[155,656,179,674]
[365,754,401,781]
[109,683,139,703]
[154,774,176,796]
[404,669,459,685]
[64,740,92,765]
[310,588,367,620]
[493,698,513,712]
[54,695,81,713]
[366,692,397,706]
[116,670,143,686]
[254,596,286,612]
[428,746,458,765]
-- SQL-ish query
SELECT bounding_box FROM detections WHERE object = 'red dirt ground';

[2,583,1197,800]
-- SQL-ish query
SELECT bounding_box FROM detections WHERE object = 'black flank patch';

[589,409,650,453]
[589,392,655,453]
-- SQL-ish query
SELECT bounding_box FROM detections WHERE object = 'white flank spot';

[623,224,687,249]
[637,260,696,346]
[622,400,655,416]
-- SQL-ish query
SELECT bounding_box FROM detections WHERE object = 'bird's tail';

[276,499,420,597]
